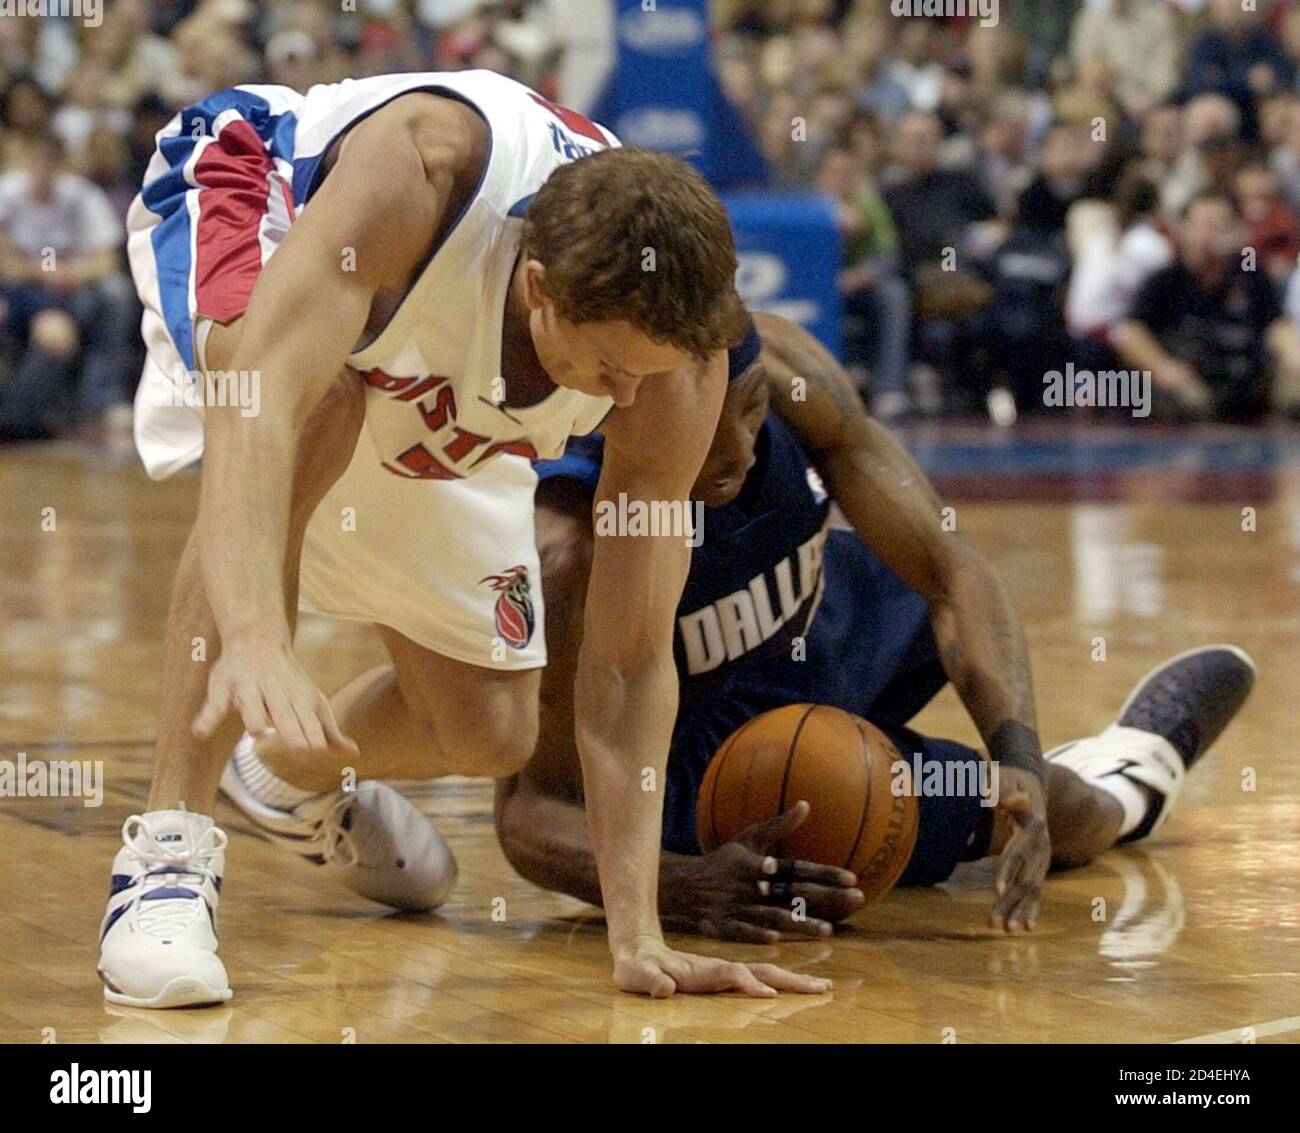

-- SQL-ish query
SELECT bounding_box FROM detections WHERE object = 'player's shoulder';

[344,88,490,187]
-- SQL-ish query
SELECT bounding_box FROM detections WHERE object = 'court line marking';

[1175,1016,1300,1044]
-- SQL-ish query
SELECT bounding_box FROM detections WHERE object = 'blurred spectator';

[882,109,998,413]
[0,136,135,437]
[1069,0,1180,120]
[1016,121,1095,234]
[0,10,78,95]
[1137,101,1185,208]
[51,59,133,170]
[977,90,1034,216]
[1234,157,1300,285]
[883,110,997,269]
[1,76,55,169]
[1162,93,1243,215]
[887,21,946,113]
[83,127,137,226]
[1011,0,1083,85]
[1067,166,1174,351]
[265,30,323,92]
[842,13,909,122]
[816,143,911,421]
[1115,191,1300,421]
[1182,0,1292,135]
[84,0,185,108]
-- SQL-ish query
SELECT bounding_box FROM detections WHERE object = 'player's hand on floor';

[670,802,865,943]
[193,632,357,754]
[990,768,1050,933]
[613,937,832,998]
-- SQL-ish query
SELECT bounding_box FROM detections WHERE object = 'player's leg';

[1019,645,1257,866]
[246,630,541,789]
[220,633,538,910]
[218,432,549,909]
[98,320,365,1010]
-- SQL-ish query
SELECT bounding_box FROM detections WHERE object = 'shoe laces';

[120,815,228,939]
[312,792,360,870]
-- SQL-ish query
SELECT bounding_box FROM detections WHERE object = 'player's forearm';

[196,398,300,646]
[573,653,678,952]
[930,547,1044,777]
[495,775,695,911]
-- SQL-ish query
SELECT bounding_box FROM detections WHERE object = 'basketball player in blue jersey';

[99,71,827,1007]
[493,312,1256,940]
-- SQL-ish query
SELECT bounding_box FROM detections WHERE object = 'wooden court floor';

[2,440,1298,1044]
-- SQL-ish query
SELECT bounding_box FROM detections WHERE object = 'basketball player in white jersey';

[100,71,828,1007]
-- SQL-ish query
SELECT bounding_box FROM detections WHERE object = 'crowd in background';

[5,0,1300,438]
[719,0,1300,422]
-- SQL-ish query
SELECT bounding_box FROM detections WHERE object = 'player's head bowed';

[519,147,748,404]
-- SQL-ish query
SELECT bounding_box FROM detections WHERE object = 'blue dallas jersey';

[535,405,994,878]
[534,412,832,712]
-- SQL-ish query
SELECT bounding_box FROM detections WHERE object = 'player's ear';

[522,259,548,310]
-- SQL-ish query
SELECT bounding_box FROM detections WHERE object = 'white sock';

[233,734,320,811]
[1045,738,1152,838]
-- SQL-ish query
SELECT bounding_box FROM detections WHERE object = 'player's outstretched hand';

[193,632,357,754]
[990,768,1050,933]
[667,802,865,942]
[613,937,832,998]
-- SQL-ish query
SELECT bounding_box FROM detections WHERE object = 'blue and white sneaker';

[1049,645,1256,843]
[97,810,231,1008]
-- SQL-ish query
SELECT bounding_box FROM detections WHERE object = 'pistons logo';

[481,565,535,649]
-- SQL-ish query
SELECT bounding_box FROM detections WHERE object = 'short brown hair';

[522,147,747,358]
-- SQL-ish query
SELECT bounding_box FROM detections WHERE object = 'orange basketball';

[697,704,919,902]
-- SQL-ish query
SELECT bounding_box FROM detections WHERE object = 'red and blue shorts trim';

[136,88,324,370]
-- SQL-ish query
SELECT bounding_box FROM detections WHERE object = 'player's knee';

[30,309,79,357]
[417,685,539,778]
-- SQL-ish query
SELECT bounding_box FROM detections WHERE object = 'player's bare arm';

[756,313,1050,933]
[495,482,862,943]
[192,95,487,753]
[578,350,829,995]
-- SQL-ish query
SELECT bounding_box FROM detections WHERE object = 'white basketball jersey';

[295,70,617,480]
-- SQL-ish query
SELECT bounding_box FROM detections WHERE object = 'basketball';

[697,704,919,902]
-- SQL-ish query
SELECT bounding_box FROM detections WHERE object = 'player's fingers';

[715,962,778,998]
[785,859,859,887]
[991,870,1031,931]
[742,800,811,851]
[229,679,272,740]
[737,904,833,939]
[262,685,310,751]
[192,679,234,739]
[765,880,866,920]
[701,916,780,945]
[994,835,1026,897]
[317,696,359,755]
[291,693,329,752]
[614,961,677,999]
[745,963,833,995]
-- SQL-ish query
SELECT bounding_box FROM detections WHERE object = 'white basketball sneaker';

[220,735,457,911]
[97,810,232,1008]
